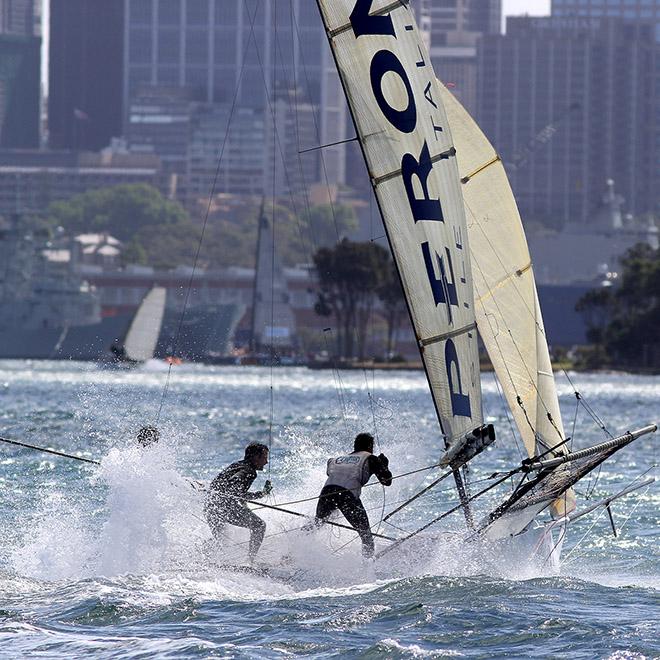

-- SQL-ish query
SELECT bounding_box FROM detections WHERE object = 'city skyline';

[40,1,553,95]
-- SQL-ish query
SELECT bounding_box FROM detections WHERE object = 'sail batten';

[419,322,478,347]
[373,147,457,186]
[461,155,501,182]
[316,1,483,446]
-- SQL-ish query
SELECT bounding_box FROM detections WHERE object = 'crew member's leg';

[204,499,228,542]
[336,490,374,557]
[226,505,266,561]
[315,484,340,521]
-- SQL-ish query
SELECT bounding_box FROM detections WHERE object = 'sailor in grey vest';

[315,433,392,557]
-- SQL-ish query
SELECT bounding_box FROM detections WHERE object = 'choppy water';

[0,361,657,658]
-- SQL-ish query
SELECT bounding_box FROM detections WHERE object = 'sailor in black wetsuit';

[204,442,272,562]
[315,433,392,558]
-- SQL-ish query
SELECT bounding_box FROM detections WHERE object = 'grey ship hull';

[0,315,132,360]
[0,304,243,362]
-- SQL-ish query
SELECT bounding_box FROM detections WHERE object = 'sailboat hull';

[498,521,566,573]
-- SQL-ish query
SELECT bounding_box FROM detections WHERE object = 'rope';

[0,436,99,465]
[268,4,278,476]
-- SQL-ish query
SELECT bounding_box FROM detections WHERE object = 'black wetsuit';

[315,453,392,557]
[204,459,267,560]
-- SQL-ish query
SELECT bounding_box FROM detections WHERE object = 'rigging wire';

[470,197,620,448]
[563,466,657,565]
[562,370,613,439]
[268,2,277,479]
[290,5,344,245]
[155,0,263,424]
[261,2,353,446]
[492,369,523,462]
[250,460,450,511]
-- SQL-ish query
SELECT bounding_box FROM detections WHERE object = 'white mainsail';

[438,82,576,514]
[123,286,167,363]
[316,1,482,446]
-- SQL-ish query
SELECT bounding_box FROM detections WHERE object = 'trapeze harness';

[315,451,391,557]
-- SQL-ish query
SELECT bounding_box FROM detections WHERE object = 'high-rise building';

[477,16,655,226]
[428,0,501,45]
[0,0,36,36]
[550,0,660,215]
[0,0,39,148]
[123,0,346,189]
[428,0,501,114]
[48,1,124,150]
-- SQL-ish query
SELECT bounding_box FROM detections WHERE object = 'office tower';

[550,0,660,214]
[477,16,655,226]
[428,0,501,45]
[552,0,660,21]
[429,0,501,115]
[0,0,39,147]
[48,1,124,150]
[123,0,346,189]
[0,0,36,35]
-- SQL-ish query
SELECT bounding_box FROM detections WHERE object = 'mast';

[249,198,267,354]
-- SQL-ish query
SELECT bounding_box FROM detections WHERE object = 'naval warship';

[0,217,245,362]
[0,217,135,360]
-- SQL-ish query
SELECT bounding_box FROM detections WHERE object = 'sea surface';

[0,360,657,659]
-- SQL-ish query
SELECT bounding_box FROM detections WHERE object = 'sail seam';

[460,155,501,184]
[373,147,457,186]
[327,1,412,38]
[419,322,477,347]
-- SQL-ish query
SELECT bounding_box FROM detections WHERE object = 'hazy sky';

[503,0,551,16]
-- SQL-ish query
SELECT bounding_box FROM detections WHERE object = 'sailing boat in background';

[314,1,655,563]
[109,286,167,365]
[243,203,298,365]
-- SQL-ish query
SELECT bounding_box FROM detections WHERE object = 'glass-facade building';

[477,16,655,225]
[551,0,660,216]
[0,0,39,148]
[123,0,346,188]
[49,0,125,150]
[0,0,36,36]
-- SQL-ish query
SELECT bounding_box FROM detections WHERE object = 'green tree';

[314,239,390,359]
[377,259,407,358]
[198,199,307,268]
[130,221,203,270]
[307,204,358,247]
[577,243,660,369]
[45,184,188,241]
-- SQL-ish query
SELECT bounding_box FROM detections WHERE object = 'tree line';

[33,183,358,270]
[576,243,660,370]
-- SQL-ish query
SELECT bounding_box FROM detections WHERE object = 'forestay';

[123,286,167,362]
[438,83,576,514]
[316,0,482,445]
